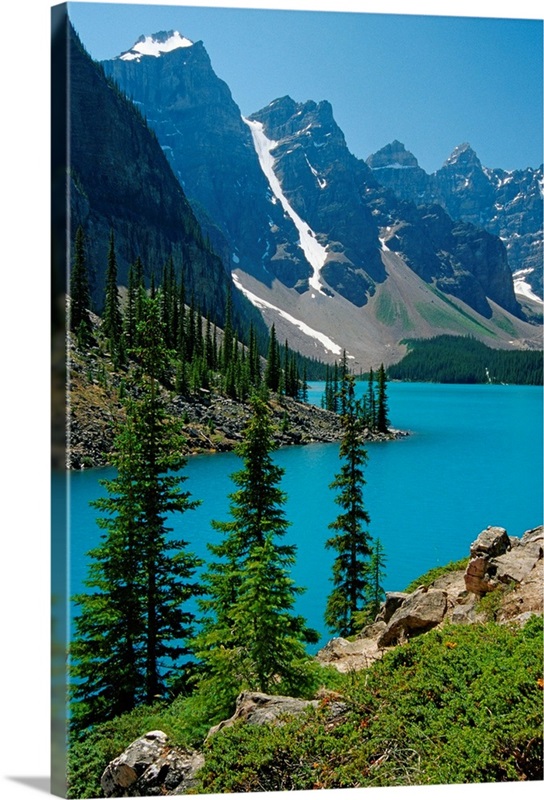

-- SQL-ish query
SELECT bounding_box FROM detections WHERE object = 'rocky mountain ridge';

[99,31,541,369]
[367,140,544,300]
[65,20,262,341]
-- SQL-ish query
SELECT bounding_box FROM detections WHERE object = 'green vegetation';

[325,375,373,636]
[389,335,543,385]
[403,557,470,593]
[193,395,318,702]
[70,299,203,733]
[198,617,543,791]
[323,356,391,436]
[375,290,414,330]
[429,287,497,337]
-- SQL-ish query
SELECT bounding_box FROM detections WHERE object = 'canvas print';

[51,1,543,797]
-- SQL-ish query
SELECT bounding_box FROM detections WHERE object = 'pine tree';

[363,367,376,430]
[376,363,390,433]
[69,225,92,343]
[70,298,202,731]
[194,395,317,698]
[366,538,387,620]
[222,288,234,371]
[103,230,124,363]
[264,324,281,393]
[325,374,372,637]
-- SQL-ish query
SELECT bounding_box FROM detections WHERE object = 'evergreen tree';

[69,225,92,343]
[301,365,309,403]
[248,322,261,388]
[363,367,376,430]
[365,538,387,620]
[70,298,202,731]
[325,374,372,637]
[194,396,317,698]
[222,288,234,371]
[264,324,281,393]
[103,230,123,345]
[376,364,390,433]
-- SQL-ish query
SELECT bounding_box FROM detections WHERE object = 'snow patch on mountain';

[119,31,193,61]
[232,273,342,355]
[243,117,328,295]
[513,269,543,304]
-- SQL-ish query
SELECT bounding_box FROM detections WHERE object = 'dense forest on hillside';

[388,335,543,385]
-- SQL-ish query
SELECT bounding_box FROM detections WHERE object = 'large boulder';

[206,691,318,738]
[464,525,542,596]
[100,731,204,797]
[377,588,448,647]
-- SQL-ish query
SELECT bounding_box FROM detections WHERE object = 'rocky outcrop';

[206,691,319,738]
[318,524,543,672]
[464,525,543,598]
[101,690,346,796]
[376,588,449,647]
[313,632,386,673]
[100,730,204,797]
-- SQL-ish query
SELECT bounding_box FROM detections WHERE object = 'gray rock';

[206,691,318,738]
[316,635,385,672]
[100,730,203,797]
[469,526,511,559]
[377,588,448,647]
[464,524,543,596]
[376,592,409,623]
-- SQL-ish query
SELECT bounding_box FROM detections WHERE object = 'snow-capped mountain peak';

[118,30,193,62]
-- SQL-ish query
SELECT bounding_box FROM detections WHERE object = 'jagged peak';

[366,140,420,170]
[117,30,194,62]
[443,142,482,169]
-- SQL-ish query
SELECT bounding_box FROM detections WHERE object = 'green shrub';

[198,617,544,791]
[404,557,469,593]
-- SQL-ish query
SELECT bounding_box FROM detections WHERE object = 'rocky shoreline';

[68,364,407,470]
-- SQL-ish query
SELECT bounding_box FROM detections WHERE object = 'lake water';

[67,382,543,651]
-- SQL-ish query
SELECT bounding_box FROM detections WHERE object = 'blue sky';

[67,0,543,172]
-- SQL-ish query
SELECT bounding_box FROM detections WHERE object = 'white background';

[0,1,542,798]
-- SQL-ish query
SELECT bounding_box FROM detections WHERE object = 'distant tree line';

[322,355,390,434]
[388,335,543,385]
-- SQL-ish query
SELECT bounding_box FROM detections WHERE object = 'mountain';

[100,31,540,369]
[103,32,310,292]
[65,21,260,336]
[367,141,544,301]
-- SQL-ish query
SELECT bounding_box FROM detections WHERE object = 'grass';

[403,557,470,593]
[375,290,414,330]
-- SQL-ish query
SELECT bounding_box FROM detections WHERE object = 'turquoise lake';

[66,382,543,651]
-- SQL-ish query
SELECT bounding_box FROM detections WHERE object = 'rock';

[464,525,543,597]
[469,526,511,559]
[375,592,409,623]
[100,730,203,797]
[450,601,480,625]
[316,635,385,672]
[377,588,448,647]
[206,691,319,738]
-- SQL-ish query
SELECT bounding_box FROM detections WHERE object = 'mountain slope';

[99,30,541,368]
[67,21,258,335]
[367,141,544,300]
[102,32,311,292]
